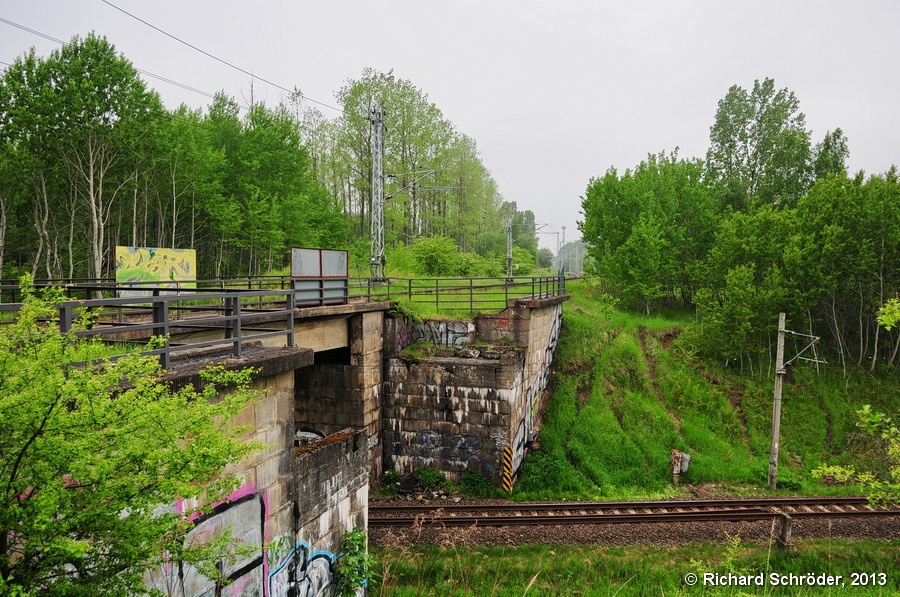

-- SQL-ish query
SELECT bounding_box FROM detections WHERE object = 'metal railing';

[346,275,566,312]
[0,288,296,369]
[0,275,294,303]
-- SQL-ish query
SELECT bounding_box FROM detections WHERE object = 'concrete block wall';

[381,296,566,488]
[151,347,313,597]
[382,351,525,485]
[295,311,384,480]
[294,428,368,554]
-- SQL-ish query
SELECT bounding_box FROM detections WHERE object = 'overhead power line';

[0,18,311,156]
[100,0,344,114]
[1,17,217,101]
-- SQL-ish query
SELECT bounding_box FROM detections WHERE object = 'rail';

[369,496,896,528]
[347,275,566,312]
[1,274,569,313]
[0,288,296,369]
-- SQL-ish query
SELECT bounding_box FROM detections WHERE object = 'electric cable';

[100,0,344,114]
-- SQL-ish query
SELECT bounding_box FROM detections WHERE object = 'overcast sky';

[3,1,899,249]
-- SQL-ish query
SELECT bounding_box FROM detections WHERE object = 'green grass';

[515,280,900,501]
[372,539,900,596]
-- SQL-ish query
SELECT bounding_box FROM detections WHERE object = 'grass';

[514,280,900,501]
[372,538,900,596]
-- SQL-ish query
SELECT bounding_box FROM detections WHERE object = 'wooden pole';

[768,313,787,490]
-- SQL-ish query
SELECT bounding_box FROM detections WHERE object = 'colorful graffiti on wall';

[115,246,196,296]
[145,482,336,597]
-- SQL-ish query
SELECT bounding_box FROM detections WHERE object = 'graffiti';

[268,541,335,597]
[490,430,509,447]
[147,482,342,597]
[411,319,473,349]
[396,319,415,353]
[513,304,564,478]
[115,246,196,297]
[147,487,267,597]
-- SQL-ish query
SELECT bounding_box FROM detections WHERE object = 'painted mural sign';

[115,246,196,297]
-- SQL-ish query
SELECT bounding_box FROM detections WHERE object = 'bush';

[336,528,371,596]
[411,236,462,276]
[460,470,497,498]
[511,246,537,276]
[416,467,448,489]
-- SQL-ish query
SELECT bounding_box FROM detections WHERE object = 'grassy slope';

[515,280,899,501]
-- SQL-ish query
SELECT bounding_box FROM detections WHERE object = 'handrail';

[2,289,296,369]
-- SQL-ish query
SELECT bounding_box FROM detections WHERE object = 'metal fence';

[0,288,296,369]
[346,274,566,312]
[0,274,567,366]
[1,274,568,311]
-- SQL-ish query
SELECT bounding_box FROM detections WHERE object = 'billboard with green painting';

[115,246,196,296]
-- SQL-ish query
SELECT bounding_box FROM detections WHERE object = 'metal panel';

[322,278,348,304]
[293,279,324,307]
[291,248,321,278]
[321,249,348,277]
[291,248,349,306]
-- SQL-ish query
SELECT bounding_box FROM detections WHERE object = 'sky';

[2,1,900,250]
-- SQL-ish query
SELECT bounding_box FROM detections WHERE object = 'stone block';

[256,456,281,489]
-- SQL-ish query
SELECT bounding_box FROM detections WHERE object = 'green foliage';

[515,281,900,501]
[336,528,371,597]
[510,246,536,276]
[579,80,900,370]
[0,284,263,594]
[537,247,554,268]
[415,467,448,489]
[879,297,900,330]
[459,471,498,498]
[811,405,899,507]
[410,235,462,276]
[706,77,812,208]
[400,339,434,360]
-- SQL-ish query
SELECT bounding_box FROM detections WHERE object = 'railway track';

[369,496,898,527]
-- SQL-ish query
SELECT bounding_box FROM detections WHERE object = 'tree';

[879,298,900,330]
[706,78,813,208]
[0,284,261,595]
[537,248,554,268]
[813,128,850,181]
[579,151,718,310]
[410,235,461,276]
[0,34,166,281]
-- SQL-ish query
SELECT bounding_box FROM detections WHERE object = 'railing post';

[435,278,439,311]
[59,304,73,335]
[232,295,242,357]
[470,278,474,312]
[286,290,295,347]
[153,295,170,369]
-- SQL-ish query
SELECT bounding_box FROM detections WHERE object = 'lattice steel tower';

[369,105,386,280]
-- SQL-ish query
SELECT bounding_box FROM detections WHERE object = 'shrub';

[416,467,447,489]
[411,236,462,277]
[460,470,497,498]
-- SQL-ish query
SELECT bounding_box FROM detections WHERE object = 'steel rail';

[370,496,872,514]
[369,497,897,528]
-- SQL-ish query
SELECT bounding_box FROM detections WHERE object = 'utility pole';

[560,226,566,272]
[768,312,787,490]
[505,217,514,281]
[369,105,385,281]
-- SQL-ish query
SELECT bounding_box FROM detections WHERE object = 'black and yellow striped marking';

[501,447,513,493]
